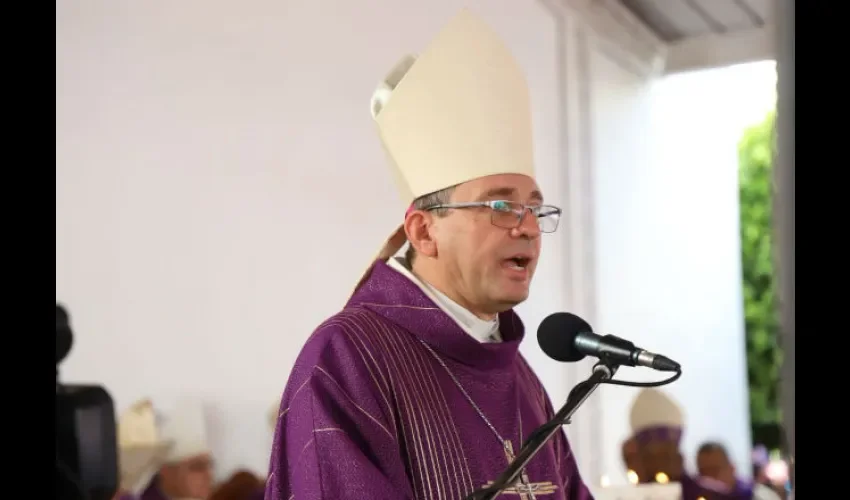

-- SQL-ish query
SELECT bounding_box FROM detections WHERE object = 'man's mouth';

[503,255,532,270]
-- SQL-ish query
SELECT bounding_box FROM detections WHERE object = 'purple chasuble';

[139,479,168,500]
[680,474,754,500]
[265,260,592,500]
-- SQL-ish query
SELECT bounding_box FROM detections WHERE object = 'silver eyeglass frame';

[424,200,562,233]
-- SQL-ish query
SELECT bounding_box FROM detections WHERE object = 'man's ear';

[404,211,438,258]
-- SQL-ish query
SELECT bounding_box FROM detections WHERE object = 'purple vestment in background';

[139,479,168,500]
[266,260,592,499]
[680,474,754,499]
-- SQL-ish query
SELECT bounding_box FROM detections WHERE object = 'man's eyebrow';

[477,187,516,200]
[476,187,544,202]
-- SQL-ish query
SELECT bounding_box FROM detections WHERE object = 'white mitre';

[117,399,172,495]
[159,398,212,464]
[353,8,536,294]
[629,388,685,444]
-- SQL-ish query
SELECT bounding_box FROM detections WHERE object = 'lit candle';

[655,472,669,484]
[600,475,611,488]
[626,470,639,485]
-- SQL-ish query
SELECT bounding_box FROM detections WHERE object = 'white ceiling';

[618,0,772,42]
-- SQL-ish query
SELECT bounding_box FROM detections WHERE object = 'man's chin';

[494,291,529,311]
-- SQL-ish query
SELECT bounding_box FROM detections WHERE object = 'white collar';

[387,256,501,343]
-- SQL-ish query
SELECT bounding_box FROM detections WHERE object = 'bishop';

[265,8,592,500]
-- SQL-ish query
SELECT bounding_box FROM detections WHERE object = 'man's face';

[622,437,641,471]
[697,450,736,488]
[430,173,543,317]
[161,453,214,499]
[637,441,684,483]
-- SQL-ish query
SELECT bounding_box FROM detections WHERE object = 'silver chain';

[418,339,538,499]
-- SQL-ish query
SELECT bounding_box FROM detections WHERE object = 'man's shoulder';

[280,306,399,411]
[310,305,394,345]
[292,306,397,373]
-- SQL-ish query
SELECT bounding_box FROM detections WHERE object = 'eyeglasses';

[425,200,562,233]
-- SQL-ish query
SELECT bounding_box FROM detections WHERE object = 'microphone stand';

[464,360,619,500]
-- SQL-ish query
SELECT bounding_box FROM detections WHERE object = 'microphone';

[537,312,681,372]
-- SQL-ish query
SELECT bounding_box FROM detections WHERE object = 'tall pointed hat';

[159,398,212,464]
[117,399,172,495]
[629,388,685,445]
[355,8,536,293]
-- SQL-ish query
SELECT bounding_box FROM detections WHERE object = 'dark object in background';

[56,303,119,500]
[751,423,784,453]
[209,470,265,500]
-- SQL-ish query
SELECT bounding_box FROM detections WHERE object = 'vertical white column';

[774,0,795,485]
[536,0,604,484]
[536,0,665,486]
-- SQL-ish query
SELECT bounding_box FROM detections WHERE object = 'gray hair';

[405,186,455,265]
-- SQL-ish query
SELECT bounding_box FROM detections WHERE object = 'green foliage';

[738,110,782,429]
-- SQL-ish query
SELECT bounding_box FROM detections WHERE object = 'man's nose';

[512,209,541,239]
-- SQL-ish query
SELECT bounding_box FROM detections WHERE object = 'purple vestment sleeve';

[558,434,594,500]
[266,321,413,500]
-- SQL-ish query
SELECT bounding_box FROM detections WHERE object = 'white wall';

[590,60,777,485]
[56,0,580,479]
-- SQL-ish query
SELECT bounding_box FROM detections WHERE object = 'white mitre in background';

[159,398,212,464]
[117,399,173,495]
[629,388,685,445]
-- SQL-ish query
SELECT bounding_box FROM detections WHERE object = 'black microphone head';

[537,312,592,362]
[57,303,73,365]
